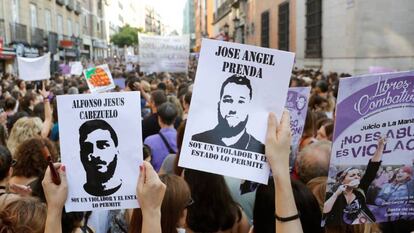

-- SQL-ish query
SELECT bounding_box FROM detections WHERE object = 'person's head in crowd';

[140,80,151,93]
[308,94,329,112]
[126,77,140,91]
[0,146,12,184]
[19,92,39,115]
[306,176,328,211]
[7,116,43,156]
[157,82,167,91]
[150,90,167,113]
[299,109,316,151]
[290,77,304,87]
[4,97,16,114]
[12,137,57,181]
[0,125,7,147]
[296,140,331,184]
[252,178,323,233]
[16,80,26,91]
[184,169,243,233]
[157,102,178,128]
[10,89,22,101]
[143,144,152,162]
[61,209,89,233]
[183,91,192,116]
[130,174,191,233]
[0,197,46,233]
[167,96,183,120]
[33,102,45,121]
[316,121,334,141]
[67,86,79,95]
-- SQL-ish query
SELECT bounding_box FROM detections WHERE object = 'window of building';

[67,19,72,36]
[278,2,289,51]
[75,22,80,36]
[57,14,63,36]
[30,4,37,28]
[305,0,322,58]
[261,11,269,48]
[11,0,19,23]
[45,10,52,31]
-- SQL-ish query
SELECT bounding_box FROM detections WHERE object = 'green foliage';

[110,25,144,47]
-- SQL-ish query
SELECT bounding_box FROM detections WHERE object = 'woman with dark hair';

[129,174,191,233]
[184,169,250,233]
[252,178,323,233]
[9,137,58,193]
[323,138,385,226]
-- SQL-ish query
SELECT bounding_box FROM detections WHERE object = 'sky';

[146,0,187,34]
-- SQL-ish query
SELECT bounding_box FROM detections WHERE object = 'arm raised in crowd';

[40,82,53,138]
[265,111,303,233]
[42,163,68,233]
[136,161,166,233]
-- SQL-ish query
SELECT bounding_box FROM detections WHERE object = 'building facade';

[145,6,164,35]
[193,0,213,51]
[81,0,107,60]
[0,0,82,73]
[296,0,414,74]
[183,0,196,50]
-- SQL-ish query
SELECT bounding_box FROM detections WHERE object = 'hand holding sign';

[137,161,166,214]
[42,163,68,209]
[265,111,291,177]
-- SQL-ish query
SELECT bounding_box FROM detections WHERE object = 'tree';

[110,25,143,47]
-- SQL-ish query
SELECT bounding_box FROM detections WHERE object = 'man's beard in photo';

[83,155,118,187]
[217,106,248,138]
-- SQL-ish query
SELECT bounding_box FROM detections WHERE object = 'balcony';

[66,0,75,11]
[56,0,65,6]
[213,0,232,23]
[31,28,45,47]
[75,1,82,15]
[10,23,28,43]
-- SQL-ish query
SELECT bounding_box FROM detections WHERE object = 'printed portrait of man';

[79,119,122,196]
[191,74,264,154]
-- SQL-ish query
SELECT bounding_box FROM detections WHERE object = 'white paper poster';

[57,92,143,211]
[70,61,83,76]
[138,35,189,73]
[17,52,50,81]
[179,39,295,184]
[84,64,116,93]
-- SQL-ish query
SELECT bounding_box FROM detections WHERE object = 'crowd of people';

[0,57,411,233]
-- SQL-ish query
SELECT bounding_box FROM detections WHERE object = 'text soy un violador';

[215,46,276,79]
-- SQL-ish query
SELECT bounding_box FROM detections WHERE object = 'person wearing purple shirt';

[144,102,178,172]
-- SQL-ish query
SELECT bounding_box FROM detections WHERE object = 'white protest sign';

[17,52,50,81]
[324,71,414,225]
[84,64,115,93]
[70,61,83,76]
[57,92,143,211]
[179,39,295,184]
[125,55,139,63]
[138,35,189,73]
[285,87,311,167]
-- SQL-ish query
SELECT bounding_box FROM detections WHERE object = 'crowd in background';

[0,57,412,233]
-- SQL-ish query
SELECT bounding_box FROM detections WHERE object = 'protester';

[323,138,385,226]
[144,102,178,172]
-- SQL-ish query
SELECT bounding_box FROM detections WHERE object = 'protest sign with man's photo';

[323,71,414,226]
[57,92,143,211]
[179,38,295,184]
